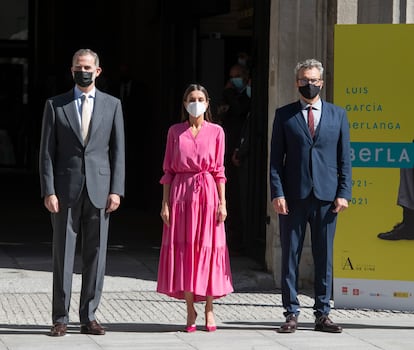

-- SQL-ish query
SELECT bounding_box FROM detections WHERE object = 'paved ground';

[0,206,414,349]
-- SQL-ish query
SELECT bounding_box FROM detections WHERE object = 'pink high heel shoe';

[185,311,197,332]
[205,324,217,332]
[185,324,197,333]
[205,310,216,332]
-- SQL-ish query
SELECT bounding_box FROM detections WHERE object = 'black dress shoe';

[80,320,106,335]
[314,315,342,333]
[377,222,414,240]
[277,314,298,333]
[50,322,67,336]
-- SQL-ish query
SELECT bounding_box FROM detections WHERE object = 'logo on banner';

[342,257,354,270]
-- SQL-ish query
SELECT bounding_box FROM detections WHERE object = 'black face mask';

[73,71,93,87]
[299,84,320,99]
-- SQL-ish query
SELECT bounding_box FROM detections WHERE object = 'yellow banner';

[333,24,414,310]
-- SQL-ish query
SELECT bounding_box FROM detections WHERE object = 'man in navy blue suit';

[270,58,352,333]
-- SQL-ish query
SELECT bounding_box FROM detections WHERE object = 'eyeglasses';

[297,78,322,86]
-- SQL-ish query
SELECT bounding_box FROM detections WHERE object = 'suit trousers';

[398,168,414,210]
[51,189,109,324]
[279,193,338,317]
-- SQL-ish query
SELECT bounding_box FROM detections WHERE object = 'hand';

[217,104,229,115]
[224,80,233,89]
[216,202,227,223]
[106,194,121,213]
[231,149,240,167]
[160,201,170,227]
[332,197,348,213]
[44,194,59,213]
[272,197,288,215]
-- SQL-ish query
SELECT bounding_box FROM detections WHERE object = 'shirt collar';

[300,98,322,110]
[74,86,96,99]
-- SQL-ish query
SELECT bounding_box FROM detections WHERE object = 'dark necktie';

[308,106,315,138]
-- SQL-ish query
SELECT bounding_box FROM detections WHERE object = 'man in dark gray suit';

[39,48,125,336]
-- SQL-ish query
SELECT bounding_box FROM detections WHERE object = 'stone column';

[266,0,329,288]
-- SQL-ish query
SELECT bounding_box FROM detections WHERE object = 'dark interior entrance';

[0,0,269,264]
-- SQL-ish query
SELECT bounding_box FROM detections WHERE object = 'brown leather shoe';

[80,320,106,335]
[277,314,298,333]
[50,322,67,336]
[314,315,342,333]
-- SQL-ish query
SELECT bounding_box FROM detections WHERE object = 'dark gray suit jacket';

[39,88,125,209]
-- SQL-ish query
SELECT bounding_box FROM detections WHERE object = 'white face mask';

[186,101,207,118]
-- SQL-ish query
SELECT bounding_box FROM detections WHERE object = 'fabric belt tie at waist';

[193,171,210,193]
[175,171,212,193]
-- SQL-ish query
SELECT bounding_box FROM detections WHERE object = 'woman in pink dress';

[157,84,233,332]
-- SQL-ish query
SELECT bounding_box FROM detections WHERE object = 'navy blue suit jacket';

[270,100,352,202]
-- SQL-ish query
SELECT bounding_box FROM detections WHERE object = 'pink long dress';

[157,121,233,301]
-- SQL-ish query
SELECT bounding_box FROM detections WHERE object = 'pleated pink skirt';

[156,172,233,301]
